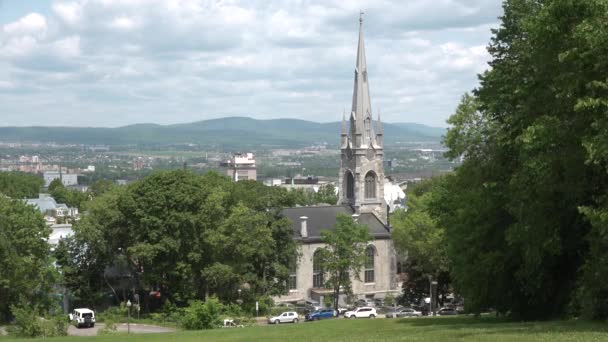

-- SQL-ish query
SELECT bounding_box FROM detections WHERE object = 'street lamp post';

[431,280,438,316]
[237,288,243,305]
[126,300,132,334]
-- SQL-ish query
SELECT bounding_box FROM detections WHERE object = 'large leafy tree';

[48,179,89,209]
[318,213,372,312]
[434,0,608,319]
[0,196,56,321]
[392,177,450,306]
[65,170,298,307]
[0,172,43,199]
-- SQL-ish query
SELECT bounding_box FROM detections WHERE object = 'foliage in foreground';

[391,177,451,306]
[55,170,299,310]
[433,0,608,319]
[0,197,56,322]
[318,213,372,311]
[6,305,67,338]
[0,172,43,199]
[181,297,223,330]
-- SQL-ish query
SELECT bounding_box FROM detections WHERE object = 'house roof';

[281,205,390,243]
[25,197,58,213]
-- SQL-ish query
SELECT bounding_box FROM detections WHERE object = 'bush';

[384,294,396,307]
[7,305,68,338]
[150,301,183,326]
[97,319,117,335]
[97,304,128,322]
[222,303,244,318]
[181,297,223,330]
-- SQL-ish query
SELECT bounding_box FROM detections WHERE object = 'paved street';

[68,323,176,336]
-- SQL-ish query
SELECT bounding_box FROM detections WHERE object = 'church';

[277,16,399,306]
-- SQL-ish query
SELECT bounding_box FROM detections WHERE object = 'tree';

[88,179,116,198]
[318,213,372,312]
[66,170,298,308]
[0,196,56,321]
[48,179,89,209]
[314,184,338,205]
[391,178,450,307]
[433,0,608,319]
[0,172,43,198]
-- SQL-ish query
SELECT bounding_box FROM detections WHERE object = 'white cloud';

[52,35,81,58]
[0,0,502,127]
[109,16,140,31]
[52,1,83,26]
[2,13,47,36]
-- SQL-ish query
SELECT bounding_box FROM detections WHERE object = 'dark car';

[437,307,458,316]
[305,308,336,321]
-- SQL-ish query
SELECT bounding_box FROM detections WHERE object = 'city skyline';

[0,0,502,128]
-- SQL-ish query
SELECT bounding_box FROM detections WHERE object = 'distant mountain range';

[0,117,445,149]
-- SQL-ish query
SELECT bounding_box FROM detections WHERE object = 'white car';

[343,307,377,319]
[69,308,96,328]
[268,311,299,324]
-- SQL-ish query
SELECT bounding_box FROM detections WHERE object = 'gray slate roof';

[25,197,59,213]
[281,205,391,243]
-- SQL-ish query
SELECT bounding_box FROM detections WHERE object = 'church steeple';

[376,110,383,146]
[338,14,386,224]
[350,12,375,148]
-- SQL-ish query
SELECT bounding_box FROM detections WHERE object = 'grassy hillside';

[1,316,607,342]
[0,117,444,148]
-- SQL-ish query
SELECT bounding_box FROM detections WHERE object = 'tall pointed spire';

[376,109,383,147]
[377,109,383,134]
[350,11,373,148]
[341,108,347,135]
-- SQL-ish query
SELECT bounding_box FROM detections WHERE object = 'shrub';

[7,305,68,338]
[384,294,396,307]
[97,304,128,322]
[181,297,223,330]
[98,319,117,335]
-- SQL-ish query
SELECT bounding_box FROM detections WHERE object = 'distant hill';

[0,117,445,149]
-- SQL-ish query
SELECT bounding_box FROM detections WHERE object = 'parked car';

[268,311,299,324]
[400,307,423,317]
[69,308,96,328]
[437,307,458,316]
[385,307,422,318]
[374,298,385,307]
[343,307,377,319]
[356,299,375,307]
[305,308,336,321]
[305,300,322,312]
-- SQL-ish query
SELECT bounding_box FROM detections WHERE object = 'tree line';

[393,0,608,320]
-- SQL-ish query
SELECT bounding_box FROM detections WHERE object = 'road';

[68,323,176,336]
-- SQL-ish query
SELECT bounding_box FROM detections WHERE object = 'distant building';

[48,224,74,246]
[221,152,257,181]
[43,171,78,187]
[383,179,406,213]
[25,194,79,222]
[88,145,110,152]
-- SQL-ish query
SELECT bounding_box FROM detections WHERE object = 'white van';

[69,308,96,328]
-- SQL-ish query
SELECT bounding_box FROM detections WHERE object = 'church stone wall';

[274,239,398,304]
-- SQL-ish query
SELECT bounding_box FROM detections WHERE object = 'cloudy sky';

[0,0,503,128]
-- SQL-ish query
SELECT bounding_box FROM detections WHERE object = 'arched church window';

[288,256,297,291]
[364,171,376,199]
[345,171,354,199]
[313,250,324,288]
[364,245,375,283]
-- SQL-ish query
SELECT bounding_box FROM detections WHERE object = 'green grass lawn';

[1,316,608,342]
